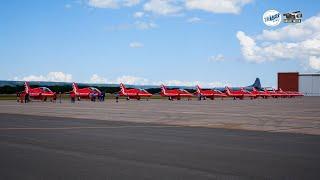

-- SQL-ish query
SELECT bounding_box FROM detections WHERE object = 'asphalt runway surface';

[1,113,320,180]
[0,97,319,135]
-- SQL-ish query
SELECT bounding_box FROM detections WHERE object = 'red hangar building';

[278,72,320,96]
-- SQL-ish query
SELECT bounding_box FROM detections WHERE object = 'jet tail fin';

[196,85,201,93]
[225,86,231,93]
[160,84,166,93]
[24,82,30,93]
[120,83,126,93]
[248,78,261,89]
[72,82,78,93]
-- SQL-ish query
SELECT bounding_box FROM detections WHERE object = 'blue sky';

[1,0,320,87]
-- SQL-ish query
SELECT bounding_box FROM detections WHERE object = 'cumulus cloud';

[88,0,118,8]
[133,11,145,18]
[129,42,144,48]
[90,74,107,83]
[14,72,73,82]
[309,56,320,70]
[114,75,150,85]
[89,74,229,87]
[187,17,201,23]
[236,13,320,70]
[256,15,320,41]
[158,79,229,87]
[124,0,141,7]
[106,21,157,31]
[134,21,158,30]
[111,74,231,87]
[208,54,225,62]
[185,0,252,14]
[88,0,252,15]
[143,0,182,16]
[12,73,228,87]
[87,0,140,8]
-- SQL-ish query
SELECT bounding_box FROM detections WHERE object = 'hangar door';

[299,74,320,96]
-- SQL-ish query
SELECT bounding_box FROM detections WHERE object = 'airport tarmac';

[0,97,319,135]
[0,113,320,180]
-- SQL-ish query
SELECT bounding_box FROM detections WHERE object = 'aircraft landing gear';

[126,97,130,100]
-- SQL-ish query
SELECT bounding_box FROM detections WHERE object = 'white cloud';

[158,79,230,88]
[185,0,252,14]
[87,74,229,87]
[143,0,182,16]
[106,21,157,31]
[88,0,118,8]
[133,11,145,18]
[14,72,73,82]
[256,15,320,41]
[90,74,107,83]
[114,75,150,85]
[129,42,144,48]
[124,0,141,7]
[208,54,225,62]
[87,0,140,8]
[88,0,251,15]
[309,56,320,70]
[134,21,158,30]
[187,17,201,23]
[12,73,229,87]
[236,13,320,70]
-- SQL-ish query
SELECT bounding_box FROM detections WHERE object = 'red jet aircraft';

[276,88,304,98]
[71,82,101,100]
[263,88,286,98]
[251,87,271,99]
[160,84,193,100]
[195,85,227,100]
[119,83,152,100]
[225,87,256,100]
[21,82,56,102]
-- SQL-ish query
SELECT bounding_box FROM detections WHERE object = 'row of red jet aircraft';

[20,78,303,102]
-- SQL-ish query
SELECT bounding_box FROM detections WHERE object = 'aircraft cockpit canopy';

[40,87,52,92]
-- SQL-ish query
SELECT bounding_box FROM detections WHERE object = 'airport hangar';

[278,72,320,96]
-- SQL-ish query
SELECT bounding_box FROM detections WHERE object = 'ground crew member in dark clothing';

[24,93,29,103]
[16,92,20,102]
[115,93,119,103]
[59,92,62,103]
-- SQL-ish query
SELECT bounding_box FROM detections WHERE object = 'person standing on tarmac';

[101,92,105,101]
[24,93,29,103]
[115,93,119,103]
[16,92,20,102]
